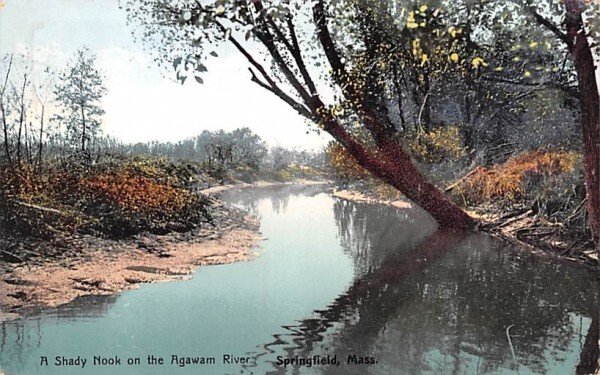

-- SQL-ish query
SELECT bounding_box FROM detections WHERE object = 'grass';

[453,150,580,205]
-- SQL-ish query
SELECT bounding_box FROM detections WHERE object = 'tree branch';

[247,67,314,120]
[529,8,570,46]
[286,16,318,95]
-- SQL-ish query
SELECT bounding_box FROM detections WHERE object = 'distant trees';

[53,48,106,153]
[120,127,325,176]
[201,128,268,170]
[124,0,478,229]
[0,53,53,166]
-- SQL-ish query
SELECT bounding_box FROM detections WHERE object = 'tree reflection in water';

[0,295,119,368]
[221,184,329,217]
[259,198,599,374]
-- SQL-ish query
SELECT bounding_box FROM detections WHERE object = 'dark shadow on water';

[253,197,600,374]
[0,294,119,368]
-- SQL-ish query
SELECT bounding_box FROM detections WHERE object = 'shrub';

[405,126,466,163]
[0,158,213,239]
[453,150,579,205]
[326,143,371,181]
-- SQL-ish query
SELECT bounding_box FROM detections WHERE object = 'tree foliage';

[53,48,106,153]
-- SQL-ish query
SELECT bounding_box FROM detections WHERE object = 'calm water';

[0,185,598,374]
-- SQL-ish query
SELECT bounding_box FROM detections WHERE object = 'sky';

[0,0,329,149]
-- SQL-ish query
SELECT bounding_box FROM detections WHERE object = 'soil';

[331,187,598,269]
[0,180,329,321]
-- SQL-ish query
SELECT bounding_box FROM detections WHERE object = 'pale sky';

[0,0,329,149]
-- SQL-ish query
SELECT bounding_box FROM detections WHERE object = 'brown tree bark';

[564,2,600,245]
[311,0,475,230]
[322,112,477,230]
[532,2,600,245]
[217,0,476,230]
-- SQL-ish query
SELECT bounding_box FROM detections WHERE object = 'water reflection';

[260,198,599,374]
[220,184,329,216]
[0,295,120,371]
[0,186,597,375]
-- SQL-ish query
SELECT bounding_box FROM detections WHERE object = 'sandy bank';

[0,180,330,321]
[0,224,261,321]
[331,188,413,209]
[200,179,331,195]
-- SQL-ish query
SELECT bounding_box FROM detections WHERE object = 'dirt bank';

[332,188,413,209]
[331,188,598,269]
[200,179,331,195]
[0,189,261,321]
[0,180,330,321]
[0,225,260,320]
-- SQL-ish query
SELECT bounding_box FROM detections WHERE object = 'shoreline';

[199,179,332,195]
[331,188,598,269]
[0,226,261,321]
[0,179,329,322]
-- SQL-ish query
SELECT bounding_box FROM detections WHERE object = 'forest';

[120,0,600,261]
[1,0,600,373]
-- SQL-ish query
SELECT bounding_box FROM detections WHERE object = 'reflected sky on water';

[1,185,597,374]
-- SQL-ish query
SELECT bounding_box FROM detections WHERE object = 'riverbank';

[0,173,330,321]
[0,197,261,322]
[331,188,598,268]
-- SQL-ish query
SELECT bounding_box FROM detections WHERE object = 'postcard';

[1,0,600,374]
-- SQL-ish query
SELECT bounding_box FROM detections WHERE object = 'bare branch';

[529,8,570,46]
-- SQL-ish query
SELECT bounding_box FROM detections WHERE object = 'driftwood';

[567,198,587,221]
[14,200,69,216]
[0,250,23,263]
[490,210,534,230]
[445,166,483,192]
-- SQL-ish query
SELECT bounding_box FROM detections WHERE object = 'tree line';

[0,47,106,166]
[0,49,324,176]
[123,0,600,247]
[111,128,328,174]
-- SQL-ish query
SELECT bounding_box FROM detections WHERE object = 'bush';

[405,126,466,163]
[326,142,371,181]
[0,157,213,239]
[453,150,579,205]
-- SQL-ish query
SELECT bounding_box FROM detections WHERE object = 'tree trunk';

[81,103,87,152]
[564,2,600,245]
[1,100,10,164]
[463,92,476,153]
[37,104,44,167]
[16,76,27,164]
[576,308,599,374]
[323,114,476,230]
[1,55,12,165]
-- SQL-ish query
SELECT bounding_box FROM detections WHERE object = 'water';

[0,185,598,374]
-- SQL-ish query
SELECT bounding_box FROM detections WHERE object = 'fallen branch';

[0,250,23,263]
[445,166,483,192]
[14,201,69,216]
[567,198,587,221]
[490,210,534,230]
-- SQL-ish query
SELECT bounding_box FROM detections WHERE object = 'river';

[0,184,598,374]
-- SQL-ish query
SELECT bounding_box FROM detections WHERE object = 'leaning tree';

[123,0,478,229]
